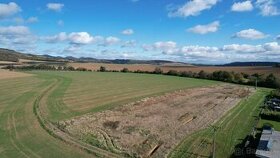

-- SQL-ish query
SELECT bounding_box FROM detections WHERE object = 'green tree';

[154,67,163,74]
[99,66,106,72]
[121,68,129,73]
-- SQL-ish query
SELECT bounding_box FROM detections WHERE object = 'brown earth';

[0,69,32,80]
[60,84,254,157]
[68,63,280,77]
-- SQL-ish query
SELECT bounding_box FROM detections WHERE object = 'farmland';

[0,70,218,157]
[0,69,275,157]
[68,62,280,77]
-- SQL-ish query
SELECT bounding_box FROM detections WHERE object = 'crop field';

[0,69,273,158]
[68,62,280,77]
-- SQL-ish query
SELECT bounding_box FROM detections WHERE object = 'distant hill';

[0,48,68,62]
[2,48,278,67]
[0,48,182,65]
[220,62,280,67]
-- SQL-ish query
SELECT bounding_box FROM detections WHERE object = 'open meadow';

[0,69,273,157]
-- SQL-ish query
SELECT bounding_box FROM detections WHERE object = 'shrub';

[166,70,179,76]
[121,67,129,73]
[99,66,106,72]
[153,67,163,74]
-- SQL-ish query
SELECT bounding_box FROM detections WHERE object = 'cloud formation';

[233,29,268,40]
[144,41,280,63]
[256,0,279,16]
[187,21,220,34]
[168,0,219,17]
[47,3,64,12]
[231,1,253,12]
[0,2,21,19]
[0,25,36,46]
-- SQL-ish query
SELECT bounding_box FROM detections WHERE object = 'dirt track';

[61,84,255,157]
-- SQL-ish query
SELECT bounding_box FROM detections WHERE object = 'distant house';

[256,126,280,158]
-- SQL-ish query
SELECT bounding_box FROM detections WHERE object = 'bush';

[76,67,87,71]
[121,67,129,73]
[260,109,280,121]
[99,66,106,72]
[166,70,179,76]
[153,67,163,74]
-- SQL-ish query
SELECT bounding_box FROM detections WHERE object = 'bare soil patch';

[0,70,32,80]
[60,84,255,157]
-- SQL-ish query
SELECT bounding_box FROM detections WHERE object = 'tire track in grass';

[6,92,41,158]
[7,115,30,158]
[34,76,122,158]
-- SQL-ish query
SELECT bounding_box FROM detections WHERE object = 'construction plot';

[60,84,254,157]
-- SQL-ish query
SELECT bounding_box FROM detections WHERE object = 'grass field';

[32,71,218,121]
[0,70,218,157]
[169,88,271,158]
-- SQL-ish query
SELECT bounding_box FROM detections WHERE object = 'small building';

[256,126,280,158]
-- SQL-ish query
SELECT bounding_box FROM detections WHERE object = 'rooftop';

[256,128,280,158]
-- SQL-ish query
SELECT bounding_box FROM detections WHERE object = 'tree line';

[3,64,280,89]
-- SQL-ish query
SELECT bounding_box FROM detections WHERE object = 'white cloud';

[0,26,30,35]
[142,40,280,63]
[42,32,113,46]
[0,25,35,46]
[143,41,178,54]
[222,44,264,53]
[68,32,94,45]
[233,29,268,40]
[187,21,220,34]
[168,0,219,17]
[121,29,134,35]
[0,2,21,19]
[231,1,253,12]
[256,0,279,16]
[103,36,120,46]
[47,3,64,12]
[43,32,68,43]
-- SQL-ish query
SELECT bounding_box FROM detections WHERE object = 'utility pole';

[210,125,219,158]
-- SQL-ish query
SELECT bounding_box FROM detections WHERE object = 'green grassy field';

[169,88,271,158]
[0,71,218,157]
[32,71,218,121]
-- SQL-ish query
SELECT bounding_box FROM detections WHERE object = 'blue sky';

[0,0,280,64]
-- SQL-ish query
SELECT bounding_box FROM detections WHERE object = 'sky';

[0,0,280,64]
